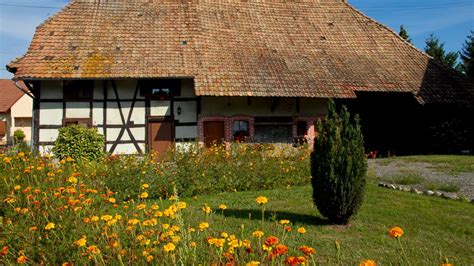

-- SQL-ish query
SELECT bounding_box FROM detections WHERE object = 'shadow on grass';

[218,209,330,226]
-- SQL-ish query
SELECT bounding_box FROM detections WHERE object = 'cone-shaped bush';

[311,100,367,225]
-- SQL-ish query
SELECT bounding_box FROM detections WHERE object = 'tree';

[459,31,474,79]
[399,25,412,43]
[311,101,367,225]
[424,34,458,69]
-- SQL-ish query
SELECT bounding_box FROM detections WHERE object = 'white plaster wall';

[130,127,146,141]
[175,126,197,139]
[201,97,328,116]
[107,128,122,142]
[39,103,63,125]
[65,102,90,118]
[92,103,103,125]
[106,102,125,124]
[41,81,63,99]
[107,80,142,99]
[173,101,196,123]
[110,143,143,154]
[150,101,171,116]
[11,94,33,118]
[39,129,59,142]
[10,94,33,142]
[130,102,146,124]
[177,79,196,98]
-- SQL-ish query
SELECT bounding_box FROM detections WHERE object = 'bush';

[96,143,311,200]
[52,125,105,160]
[311,101,367,225]
[13,129,25,143]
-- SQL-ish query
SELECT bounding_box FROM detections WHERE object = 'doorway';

[147,118,174,155]
[203,121,225,148]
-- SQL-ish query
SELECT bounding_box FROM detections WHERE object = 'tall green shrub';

[311,100,367,225]
[52,125,105,160]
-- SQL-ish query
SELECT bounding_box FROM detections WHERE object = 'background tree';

[311,100,367,225]
[399,25,412,43]
[424,34,458,69]
[459,31,474,79]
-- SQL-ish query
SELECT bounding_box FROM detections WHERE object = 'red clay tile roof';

[7,0,473,104]
[0,80,26,113]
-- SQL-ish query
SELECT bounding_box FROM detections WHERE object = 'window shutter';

[0,121,6,136]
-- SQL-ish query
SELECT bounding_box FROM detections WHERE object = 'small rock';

[414,189,423,195]
[402,187,410,192]
[435,192,442,197]
[389,185,396,190]
[425,190,435,196]
[410,187,417,193]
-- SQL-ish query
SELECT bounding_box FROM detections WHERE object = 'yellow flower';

[388,227,404,238]
[198,222,209,231]
[101,215,113,221]
[151,204,160,210]
[68,176,78,184]
[177,201,187,209]
[17,255,27,264]
[256,196,268,205]
[45,222,55,230]
[3,196,15,204]
[128,219,140,225]
[90,216,99,222]
[297,227,306,234]
[246,261,260,266]
[252,230,264,238]
[29,226,37,232]
[219,204,227,210]
[139,192,149,199]
[137,203,146,210]
[108,198,116,203]
[146,255,154,262]
[279,220,290,225]
[202,204,212,214]
[360,259,377,266]
[74,237,87,247]
[142,183,149,189]
[221,232,229,238]
[163,243,176,253]
[14,185,21,190]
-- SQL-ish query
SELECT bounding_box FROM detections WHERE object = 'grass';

[425,183,461,193]
[182,183,474,265]
[378,155,474,175]
[380,173,425,185]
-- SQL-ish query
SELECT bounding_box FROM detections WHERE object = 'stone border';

[377,182,474,203]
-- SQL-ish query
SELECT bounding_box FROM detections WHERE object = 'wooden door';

[148,120,174,155]
[203,121,225,148]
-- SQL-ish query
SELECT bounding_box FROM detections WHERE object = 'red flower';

[274,244,288,255]
[285,256,299,265]
[264,236,279,246]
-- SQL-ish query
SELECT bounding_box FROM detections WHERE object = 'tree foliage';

[459,30,474,79]
[311,100,367,225]
[399,25,412,43]
[52,125,105,161]
[424,34,458,69]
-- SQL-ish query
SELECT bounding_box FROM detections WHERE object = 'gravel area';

[369,160,474,200]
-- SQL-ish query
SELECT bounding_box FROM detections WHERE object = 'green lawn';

[378,155,474,175]
[181,183,474,265]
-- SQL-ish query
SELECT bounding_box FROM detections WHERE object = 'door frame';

[146,116,175,154]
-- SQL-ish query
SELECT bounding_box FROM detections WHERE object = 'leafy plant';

[52,125,105,160]
[311,100,367,225]
[13,129,25,143]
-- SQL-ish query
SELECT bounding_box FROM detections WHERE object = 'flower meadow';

[0,149,461,265]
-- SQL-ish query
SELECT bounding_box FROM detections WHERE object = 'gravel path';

[369,160,474,200]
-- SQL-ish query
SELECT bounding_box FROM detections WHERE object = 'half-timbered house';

[7,0,473,155]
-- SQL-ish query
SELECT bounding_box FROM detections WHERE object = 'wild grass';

[377,155,474,175]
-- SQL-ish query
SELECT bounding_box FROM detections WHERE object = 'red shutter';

[0,121,6,136]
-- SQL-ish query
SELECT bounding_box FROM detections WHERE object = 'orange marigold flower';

[44,222,55,230]
[284,226,292,232]
[1,246,8,256]
[17,255,27,264]
[360,259,377,266]
[297,227,306,234]
[388,227,404,238]
[264,236,279,246]
[273,244,288,255]
[252,230,264,238]
[284,256,299,265]
[198,222,209,231]
[298,245,316,256]
[279,220,290,225]
[218,204,227,210]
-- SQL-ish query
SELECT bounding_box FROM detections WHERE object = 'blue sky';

[0,0,473,79]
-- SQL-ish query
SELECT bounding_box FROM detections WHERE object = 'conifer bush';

[311,100,367,225]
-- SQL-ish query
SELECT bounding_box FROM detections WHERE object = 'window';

[233,120,249,142]
[15,118,32,127]
[254,117,293,143]
[63,80,93,100]
[296,120,308,136]
[140,80,181,99]
[63,118,92,128]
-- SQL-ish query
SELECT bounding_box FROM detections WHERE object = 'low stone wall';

[377,182,473,203]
